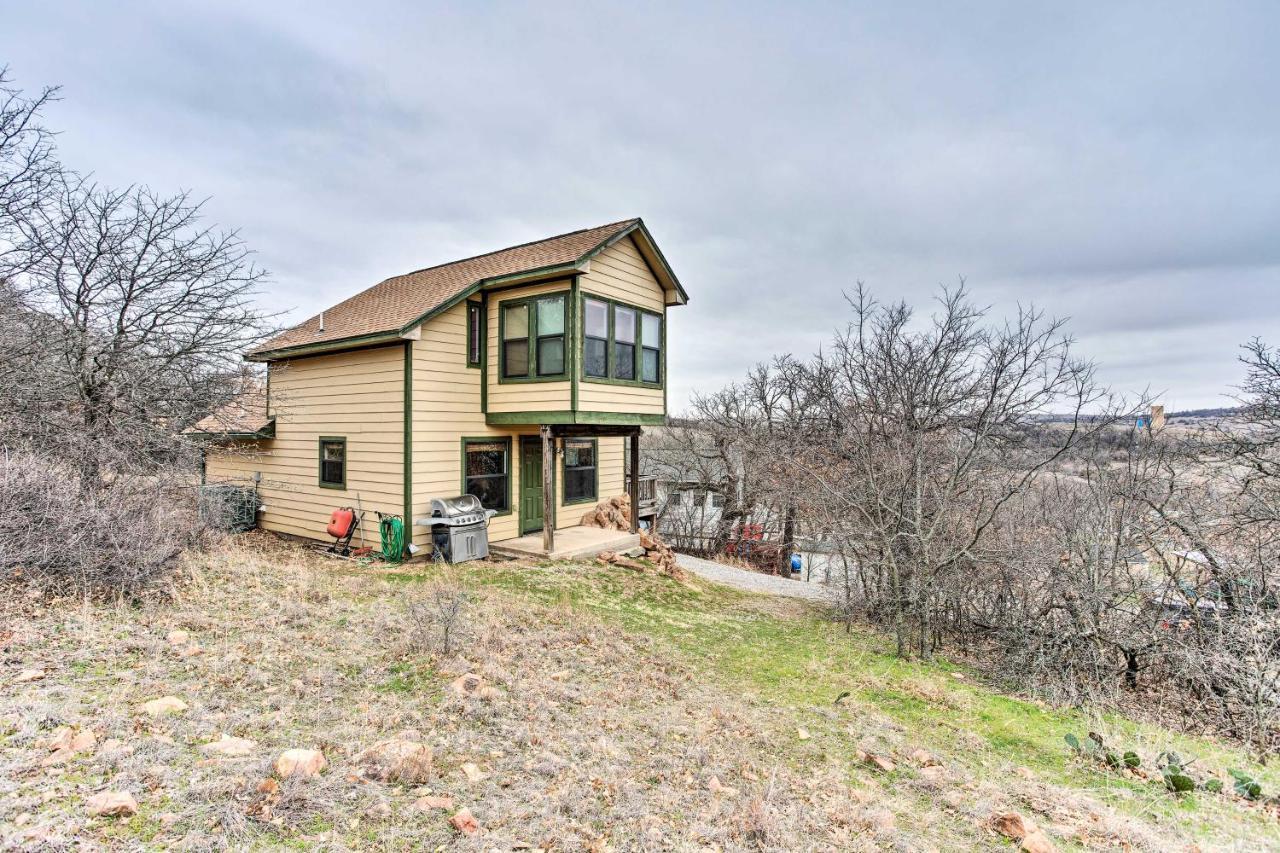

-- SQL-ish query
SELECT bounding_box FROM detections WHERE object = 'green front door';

[519,436,544,535]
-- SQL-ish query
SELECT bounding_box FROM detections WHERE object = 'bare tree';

[1,180,272,489]
[0,66,59,235]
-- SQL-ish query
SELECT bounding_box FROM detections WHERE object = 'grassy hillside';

[2,535,1276,850]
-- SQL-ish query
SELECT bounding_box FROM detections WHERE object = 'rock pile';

[597,530,687,580]
[579,494,632,531]
[639,530,686,579]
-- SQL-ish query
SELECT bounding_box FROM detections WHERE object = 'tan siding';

[554,436,626,529]
[204,345,405,544]
[410,303,537,545]
[578,236,666,416]
[409,300,627,544]
[486,280,573,415]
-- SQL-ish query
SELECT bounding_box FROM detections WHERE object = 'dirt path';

[675,552,828,601]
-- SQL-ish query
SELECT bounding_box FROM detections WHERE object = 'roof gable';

[250,218,686,361]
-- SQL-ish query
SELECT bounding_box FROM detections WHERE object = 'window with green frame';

[318,437,346,488]
[580,295,662,385]
[462,437,510,512]
[466,301,483,368]
[500,293,567,379]
[562,438,597,503]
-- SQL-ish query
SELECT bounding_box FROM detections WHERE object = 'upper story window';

[580,295,662,386]
[584,298,608,378]
[641,313,662,383]
[501,293,567,380]
[614,306,636,380]
[466,301,482,368]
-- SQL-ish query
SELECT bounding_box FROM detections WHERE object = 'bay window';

[579,295,662,386]
[584,297,608,378]
[614,306,636,381]
[641,312,661,383]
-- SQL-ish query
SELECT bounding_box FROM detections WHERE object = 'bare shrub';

[0,446,213,596]
[404,576,470,657]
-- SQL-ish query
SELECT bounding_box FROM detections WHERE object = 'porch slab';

[489,526,640,561]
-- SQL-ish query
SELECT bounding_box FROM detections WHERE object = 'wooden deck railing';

[625,474,659,516]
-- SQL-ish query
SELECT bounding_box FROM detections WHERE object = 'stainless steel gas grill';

[415,495,497,563]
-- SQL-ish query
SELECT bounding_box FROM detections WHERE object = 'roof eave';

[246,330,406,363]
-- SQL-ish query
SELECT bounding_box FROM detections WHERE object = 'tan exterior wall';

[204,344,405,543]
[486,279,573,415]
[408,302,627,547]
[578,236,666,416]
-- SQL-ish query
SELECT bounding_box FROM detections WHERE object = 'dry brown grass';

[0,535,897,850]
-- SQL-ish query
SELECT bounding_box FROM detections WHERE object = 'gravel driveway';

[675,553,828,601]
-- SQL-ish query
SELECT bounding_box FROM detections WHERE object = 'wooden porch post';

[541,425,555,554]
[629,431,640,534]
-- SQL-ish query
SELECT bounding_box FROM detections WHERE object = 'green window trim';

[460,436,513,515]
[579,293,664,389]
[466,300,484,368]
[498,290,570,383]
[561,437,599,505]
[318,436,347,489]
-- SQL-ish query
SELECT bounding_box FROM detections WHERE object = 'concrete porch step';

[489,527,640,561]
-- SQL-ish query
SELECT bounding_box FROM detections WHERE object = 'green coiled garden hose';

[379,514,405,563]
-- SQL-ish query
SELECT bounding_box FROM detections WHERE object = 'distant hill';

[1166,406,1243,420]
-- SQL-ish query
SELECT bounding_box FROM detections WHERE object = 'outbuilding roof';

[249,218,685,361]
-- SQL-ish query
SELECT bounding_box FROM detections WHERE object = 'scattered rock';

[166,630,189,646]
[796,727,811,741]
[460,762,485,783]
[177,644,203,658]
[549,669,571,681]
[86,790,138,818]
[449,673,484,698]
[274,748,326,778]
[993,812,1055,852]
[141,696,187,716]
[14,668,45,683]
[365,800,392,819]
[1022,830,1056,853]
[860,752,896,772]
[41,727,96,766]
[909,748,941,767]
[256,778,280,794]
[356,737,433,784]
[707,775,739,797]
[449,807,481,836]
[200,734,257,758]
[413,794,454,811]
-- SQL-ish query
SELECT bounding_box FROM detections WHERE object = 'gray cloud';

[3,1,1277,411]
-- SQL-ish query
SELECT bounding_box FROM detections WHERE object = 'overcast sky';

[4,2,1277,411]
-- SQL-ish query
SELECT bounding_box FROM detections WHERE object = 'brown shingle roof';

[189,386,272,436]
[251,219,640,358]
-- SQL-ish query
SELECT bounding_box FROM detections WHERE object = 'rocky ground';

[1,534,1276,850]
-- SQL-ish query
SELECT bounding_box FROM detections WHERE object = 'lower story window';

[463,438,510,512]
[563,438,597,503]
[319,437,346,488]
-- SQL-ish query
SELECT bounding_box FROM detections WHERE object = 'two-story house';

[199,218,687,557]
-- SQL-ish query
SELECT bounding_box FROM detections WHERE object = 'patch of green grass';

[376,661,436,695]
[380,558,1279,845]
